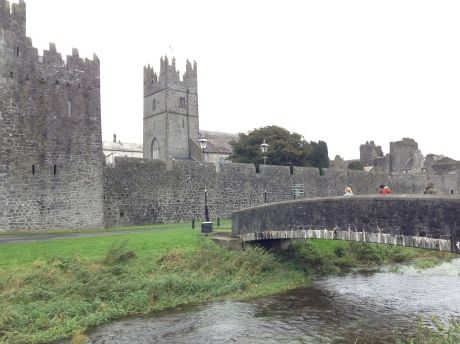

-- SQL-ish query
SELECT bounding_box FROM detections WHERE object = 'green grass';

[0,223,454,344]
[0,224,197,270]
[282,239,454,275]
[398,317,460,344]
[0,224,304,344]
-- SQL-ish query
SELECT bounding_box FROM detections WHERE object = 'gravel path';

[0,227,170,245]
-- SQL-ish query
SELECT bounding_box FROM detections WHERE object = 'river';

[87,259,460,343]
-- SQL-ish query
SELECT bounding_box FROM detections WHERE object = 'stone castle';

[0,0,104,230]
[0,1,459,231]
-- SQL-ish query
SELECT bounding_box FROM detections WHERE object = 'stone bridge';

[231,195,460,253]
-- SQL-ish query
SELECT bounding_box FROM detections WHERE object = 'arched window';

[151,138,160,159]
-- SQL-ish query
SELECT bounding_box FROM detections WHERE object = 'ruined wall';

[360,141,383,166]
[103,157,459,227]
[0,1,104,230]
[389,138,419,173]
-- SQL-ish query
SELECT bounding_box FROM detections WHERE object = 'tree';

[310,140,330,169]
[229,125,329,168]
[347,160,364,170]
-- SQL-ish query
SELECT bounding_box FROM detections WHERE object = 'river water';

[88,259,460,344]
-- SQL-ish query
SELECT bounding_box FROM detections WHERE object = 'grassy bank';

[399,318,460,344]
[0,223,305,344]
[284,239,454,275]
[0,223,454,344]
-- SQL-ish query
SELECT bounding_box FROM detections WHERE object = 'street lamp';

[198,136,213,233]
[259,139,269,203]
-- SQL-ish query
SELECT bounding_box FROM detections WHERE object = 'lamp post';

[198,136,213,233]
[259,139,269,203]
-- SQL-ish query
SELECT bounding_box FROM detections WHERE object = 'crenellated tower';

[0,0,104,230]
[143,56,199,161]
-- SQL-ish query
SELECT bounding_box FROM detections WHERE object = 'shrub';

[104,240,136,265]
[283,241,338,275]
[347,160,364,170]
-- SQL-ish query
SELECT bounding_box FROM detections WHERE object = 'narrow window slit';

[67,99,72,117]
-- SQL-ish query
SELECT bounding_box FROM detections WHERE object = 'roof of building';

[102,130,238,156]
[103,141,143,153]
[200,130,238,154]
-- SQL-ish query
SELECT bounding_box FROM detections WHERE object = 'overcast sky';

[24,0,460,160]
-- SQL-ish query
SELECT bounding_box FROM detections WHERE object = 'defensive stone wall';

[103,157,459,227]
[0,0,104,230]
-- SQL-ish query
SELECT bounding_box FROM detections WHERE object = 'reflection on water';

[88,259,460,344]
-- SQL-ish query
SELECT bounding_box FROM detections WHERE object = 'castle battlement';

[144,56,197,96]
[0,1,104,231]
[43,44,99,71]
[0,0,26,35]
[1,1,99,86]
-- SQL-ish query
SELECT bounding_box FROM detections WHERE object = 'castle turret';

[0,1,104,231]
[143,56,199,161]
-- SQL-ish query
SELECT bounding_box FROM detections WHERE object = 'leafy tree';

[310,140,330,169]
[229,125,329,168]
[347,160,364,170]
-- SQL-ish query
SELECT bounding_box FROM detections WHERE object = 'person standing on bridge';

[379,184,392,194]
[343,186,353,196]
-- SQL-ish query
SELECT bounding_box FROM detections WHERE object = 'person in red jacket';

[379,184,392,194]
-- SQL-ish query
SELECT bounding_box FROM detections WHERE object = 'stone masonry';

[143,57,199,161]
[232,195,460,253]
[0,0,104,230]
[1,1,459,231]
[103,158,459,227]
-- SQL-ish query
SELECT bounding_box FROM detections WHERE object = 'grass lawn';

[0,221,304,344]
[0,220,454,344]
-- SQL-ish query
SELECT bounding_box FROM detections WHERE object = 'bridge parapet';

[232,195,460,253]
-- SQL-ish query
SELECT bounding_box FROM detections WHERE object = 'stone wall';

[103,157,459,227]
[0,1,104,231]
[231,195,460,252]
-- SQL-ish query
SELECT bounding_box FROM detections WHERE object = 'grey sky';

[24,0,460,160]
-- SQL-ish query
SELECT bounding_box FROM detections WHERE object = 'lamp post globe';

[198,137,208,150]
[259,139,269,154]
[259,139,269,203]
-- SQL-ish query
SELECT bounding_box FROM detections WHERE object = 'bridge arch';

[232,195,460,253]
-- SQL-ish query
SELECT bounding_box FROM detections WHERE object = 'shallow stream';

[87,259,460,343]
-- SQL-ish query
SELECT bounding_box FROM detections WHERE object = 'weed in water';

[71,331,89,344]
[414,258,439,270]
[399,316,460,343]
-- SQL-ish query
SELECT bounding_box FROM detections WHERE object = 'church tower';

[143,57,199,161]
